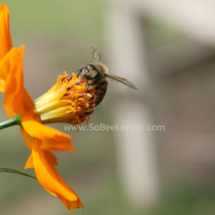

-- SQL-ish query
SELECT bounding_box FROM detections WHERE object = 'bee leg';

[76,67,84,78]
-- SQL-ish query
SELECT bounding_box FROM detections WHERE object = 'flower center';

[34,72,95,126]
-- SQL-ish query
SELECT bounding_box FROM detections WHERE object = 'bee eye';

[87,65,93,71]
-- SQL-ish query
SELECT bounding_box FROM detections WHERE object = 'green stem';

[0,115,22,130]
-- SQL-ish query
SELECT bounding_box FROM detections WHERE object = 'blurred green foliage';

[7,0,104,41]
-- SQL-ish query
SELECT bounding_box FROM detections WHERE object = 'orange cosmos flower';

[0,3,12,92]
[0,3,96,210]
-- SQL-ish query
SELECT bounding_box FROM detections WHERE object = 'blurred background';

[1,0,215,214]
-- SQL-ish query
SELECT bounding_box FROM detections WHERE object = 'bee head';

[81,63,108,80]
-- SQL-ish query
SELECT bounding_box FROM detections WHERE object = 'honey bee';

[76,47,137,106]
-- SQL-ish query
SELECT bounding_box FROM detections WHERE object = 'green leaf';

[0,168,37,180]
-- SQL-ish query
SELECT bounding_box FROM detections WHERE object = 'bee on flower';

[0,2,137,211]
[35,47,137,127]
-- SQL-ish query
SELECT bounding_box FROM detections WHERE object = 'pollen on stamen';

[75,80,82,85]
[88,99,96,104]
[76,108,81,114]
[67,84,76,91]
[61,74,68,82]
[63,91,74,97]
[78,92,87,97]
[89,104,96,109]
[81,79,87,83]
[76,101,83,106]
[87,89,95,93]
[67,75,73,81]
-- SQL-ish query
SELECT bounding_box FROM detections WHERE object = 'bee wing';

[91,47,102,62]
[105,74,138,90]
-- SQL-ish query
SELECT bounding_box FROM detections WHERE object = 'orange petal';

[24,154,34,169]
[20,128,33,151]
[0,80,4,92]
[0,50,10,92]
[3,46,34,118]
[0,47,18,92]
[0,3,12,60]
[22,110,74,152]
[57,194,83,210]
[32,139,83,210]
[46,151,58,166]
[24,151,58,169]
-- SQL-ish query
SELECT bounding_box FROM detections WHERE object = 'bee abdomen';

[88,80,108,107]
[76,63,108,108]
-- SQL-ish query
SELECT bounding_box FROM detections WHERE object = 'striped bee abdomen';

[77,63,109,108]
